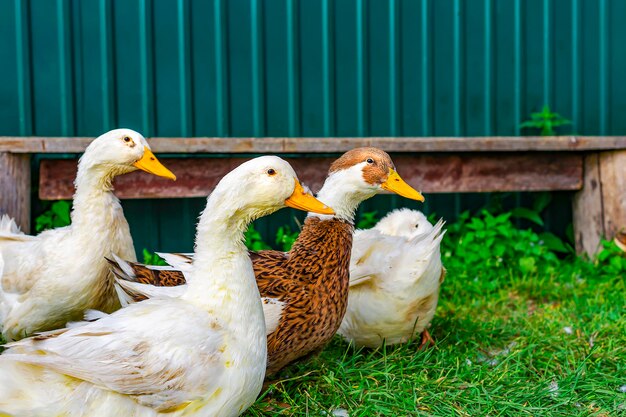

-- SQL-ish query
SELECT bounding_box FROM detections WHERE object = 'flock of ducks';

[0,129,445,416]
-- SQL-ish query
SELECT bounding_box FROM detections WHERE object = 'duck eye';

[415,224,419,228]
[267,168,276,176]
[366,158,374,164]
[123,136,131,143]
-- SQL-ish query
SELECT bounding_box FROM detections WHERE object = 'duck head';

[374,208,434,239]
[79,128,176,181]
[207,155,334,222]
[313,147,424,221]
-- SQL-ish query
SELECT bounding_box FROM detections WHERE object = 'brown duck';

[110,148,425,374]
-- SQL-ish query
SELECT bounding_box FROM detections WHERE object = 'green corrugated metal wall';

[2,0,625,253]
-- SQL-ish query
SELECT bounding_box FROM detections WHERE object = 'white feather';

[339,209,446,347]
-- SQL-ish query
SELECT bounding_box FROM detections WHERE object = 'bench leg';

[0,152,31,233]
[573,151,626,257]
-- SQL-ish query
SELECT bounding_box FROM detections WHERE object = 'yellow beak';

[380,169,425,202]
[285,179,335,215]
[133,149,177,180]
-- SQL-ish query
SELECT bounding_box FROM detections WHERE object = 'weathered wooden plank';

[598,150,626,241]
[573,153,604,257]
[39,153,583,200]
[0,153,31,232]
[3,136,626,154]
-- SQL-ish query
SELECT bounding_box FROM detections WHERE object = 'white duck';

[338,208,446,348]
[0,156,334,417]
[0,128,176,341]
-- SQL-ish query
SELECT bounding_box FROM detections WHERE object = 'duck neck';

[308,172,375,223]
[182,194,262,316]
[70,163,127,231]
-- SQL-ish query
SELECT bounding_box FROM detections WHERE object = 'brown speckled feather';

[253,217,353,374]
[129,263,187,287]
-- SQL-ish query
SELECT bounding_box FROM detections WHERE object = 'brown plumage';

[132,264,187,287]
[252,217,353,374]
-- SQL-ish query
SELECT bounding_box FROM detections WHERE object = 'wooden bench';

[1,136,625,257]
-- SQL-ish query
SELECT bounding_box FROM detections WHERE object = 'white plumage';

[0,129,175,341]
[0,155,330,416]
[338,208,446,348]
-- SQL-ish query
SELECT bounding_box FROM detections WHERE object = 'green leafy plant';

[244,224,272,251]
[142,249,168,266]
[356,211,379,229]
[275,225,299,251]
[595,239,626,274]
[442,209,567,276]
[520,105,571,136]
[35,200,72,232]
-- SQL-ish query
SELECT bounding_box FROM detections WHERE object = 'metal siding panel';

[432,0,456,136]
[298,1,326,136]
[493,0,519,135]
[398,0,422,136]
[322,0,336,136]
[370,0,393,137]
[113,0,147,133]
[139,0,156,136]
[523,0,547,123]
[189,0,214,136]
[177,0,193,137]
[553,0,574,135]
[609,0,626,133]
[56,0,75,136]
[286,0,301,136]
[580,0,600,134]
[250,0,265,136]
[464,0,488,136]
[513,0,524,132]
[29,0,63,135]
[334,0,359,136]
[356,0,368,136]
[2,0,623,138]
[152,0,187,136]
[452,0,463,136]
[73,0,114,136]
[420,0,432,136]
[598,0,609,135]
[226,0,256,136]
[98,0,115,132]
[0,0,26,135]
[263,0,291,136]
[213,0,230,136]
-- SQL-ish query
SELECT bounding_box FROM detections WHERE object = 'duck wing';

[107,254,188,305]
[0,215,36,243]
[1,299,226,411]
[250,250,292,296]
[349,229,399,287]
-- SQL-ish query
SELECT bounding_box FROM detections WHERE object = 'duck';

[338,208,446,348]
[109,147,425,375]
[0,128,176,341]
[0,156,333,416]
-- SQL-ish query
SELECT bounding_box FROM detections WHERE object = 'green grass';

[245,256,626,416]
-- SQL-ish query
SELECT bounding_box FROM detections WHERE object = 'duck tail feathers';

[106,253,139,283]
[409,218,446,255]
[0,215,22,235]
